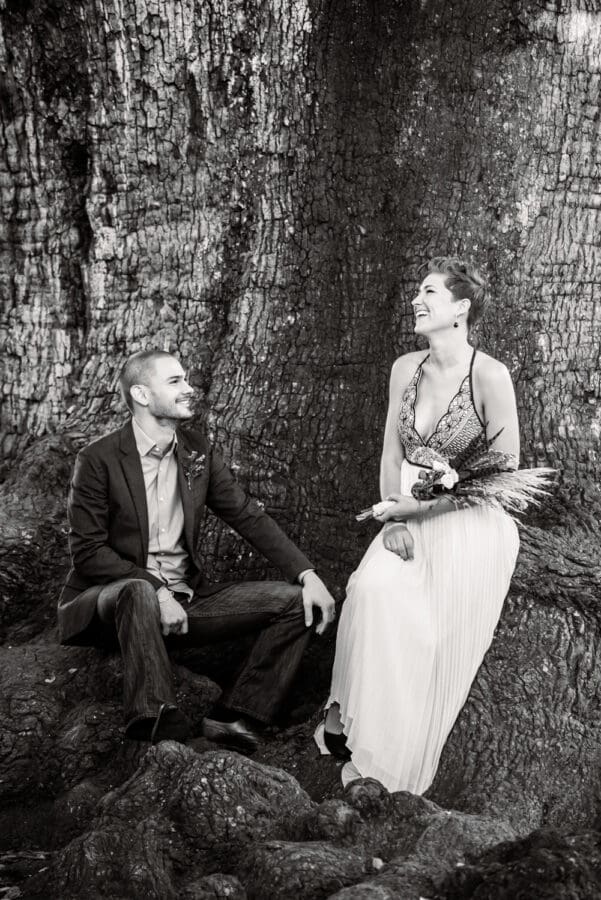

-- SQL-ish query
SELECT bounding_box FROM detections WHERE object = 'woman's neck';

[426,334,473,372]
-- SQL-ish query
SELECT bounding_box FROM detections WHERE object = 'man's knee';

[243,581,303,619]
[98,578,157,623]
[114,579,159,618]
[277,582,304,616]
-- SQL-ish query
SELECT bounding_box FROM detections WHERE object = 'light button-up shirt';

[132,418,193,599]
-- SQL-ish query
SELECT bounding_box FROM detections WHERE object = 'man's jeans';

[97,578,311,728]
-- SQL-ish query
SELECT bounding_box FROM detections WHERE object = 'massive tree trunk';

[2,0,600,554]
[2,0,601,896]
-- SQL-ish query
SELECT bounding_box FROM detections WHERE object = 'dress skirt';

[324,459,519,795]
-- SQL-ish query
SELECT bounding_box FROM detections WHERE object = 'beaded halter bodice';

[398,350,486,469]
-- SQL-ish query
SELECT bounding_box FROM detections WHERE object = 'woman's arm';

[378,356,421,559]
[475,357,520,462]
[379,355,416,499]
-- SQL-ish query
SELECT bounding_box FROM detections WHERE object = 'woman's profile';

[316,256,521,794]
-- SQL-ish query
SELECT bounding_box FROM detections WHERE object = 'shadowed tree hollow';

[1,0,601,897]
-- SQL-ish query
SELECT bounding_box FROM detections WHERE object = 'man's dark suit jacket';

[58,420,313,646]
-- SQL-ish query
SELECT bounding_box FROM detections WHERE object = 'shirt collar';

[132,417,177,458]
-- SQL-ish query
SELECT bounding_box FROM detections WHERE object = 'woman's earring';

[453,320,459,328]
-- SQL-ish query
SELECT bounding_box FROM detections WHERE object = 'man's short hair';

[119,349,174,412]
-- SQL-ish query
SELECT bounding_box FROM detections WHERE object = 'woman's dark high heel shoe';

[323,727,351,760]
[322,706,351,760]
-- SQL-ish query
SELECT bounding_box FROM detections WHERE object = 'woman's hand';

[373,492,421,522]
[382,522,414,560]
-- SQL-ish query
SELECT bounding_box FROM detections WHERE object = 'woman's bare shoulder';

[473,350,513,389]
[390,349,428,379]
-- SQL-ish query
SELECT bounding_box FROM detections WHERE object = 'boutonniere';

[182,450,206,490]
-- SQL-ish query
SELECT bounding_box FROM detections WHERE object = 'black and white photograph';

[1,1,600,897]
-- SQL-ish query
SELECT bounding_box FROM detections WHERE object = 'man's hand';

[382,522,414,560]
[157,587,188,636]
[301,571,336,635]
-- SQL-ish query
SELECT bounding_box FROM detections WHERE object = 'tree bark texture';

[1,0,601,569]
[2,1,601,896]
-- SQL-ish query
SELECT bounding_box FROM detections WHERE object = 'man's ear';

[130,384,149,407]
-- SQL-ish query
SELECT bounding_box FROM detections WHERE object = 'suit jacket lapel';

[176,430,198,556]
[118,421,150,562]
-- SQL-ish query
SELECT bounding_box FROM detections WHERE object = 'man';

[58,349,335,750]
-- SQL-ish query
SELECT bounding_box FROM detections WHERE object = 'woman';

[316,257,520,794]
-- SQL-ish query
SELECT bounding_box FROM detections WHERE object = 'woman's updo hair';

[427,256,487,328]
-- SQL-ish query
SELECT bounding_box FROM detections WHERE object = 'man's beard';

[150,398,194,421]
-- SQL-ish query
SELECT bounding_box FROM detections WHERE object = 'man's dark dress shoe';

[124,704,191,744]
[201,716,262,752]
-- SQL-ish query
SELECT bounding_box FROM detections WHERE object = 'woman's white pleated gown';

[317,350,520,793]
[322,458,519,795]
